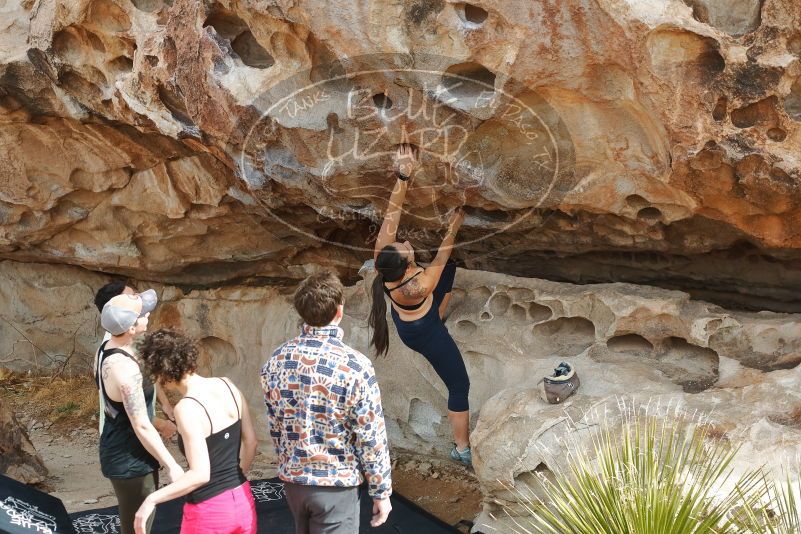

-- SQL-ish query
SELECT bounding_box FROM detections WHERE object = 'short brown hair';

[294,271,344,327]
[138,328,198,384]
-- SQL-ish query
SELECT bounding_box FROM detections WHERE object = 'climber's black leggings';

[391,260,470,412]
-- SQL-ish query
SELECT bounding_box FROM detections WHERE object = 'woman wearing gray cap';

[96,291,184,534]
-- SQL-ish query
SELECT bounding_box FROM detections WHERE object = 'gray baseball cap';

[101,289,158,335]
[139,289,158,316]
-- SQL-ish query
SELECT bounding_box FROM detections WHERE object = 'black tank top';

[178,378,247,504]
[95,341,159,479]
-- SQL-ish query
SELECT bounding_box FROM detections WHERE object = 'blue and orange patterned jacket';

[260,324,392,500]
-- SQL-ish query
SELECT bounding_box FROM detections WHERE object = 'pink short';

[180,481,256,534]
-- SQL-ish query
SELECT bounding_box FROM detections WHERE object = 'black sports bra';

[383,270,428,311]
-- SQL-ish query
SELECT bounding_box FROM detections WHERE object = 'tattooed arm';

[110,357,184,482]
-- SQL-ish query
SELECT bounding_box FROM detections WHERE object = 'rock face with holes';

[0,403,48,484]
[3,0,801,527]
[2,1,801,309]
[3,260,801,528]
[368,264,801,531]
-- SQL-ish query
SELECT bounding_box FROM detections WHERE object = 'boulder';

[0,403,48,485]
[3,0,801,526]
[1,1,801,309]
[4,260,801,529]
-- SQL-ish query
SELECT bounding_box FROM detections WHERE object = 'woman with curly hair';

[133,328,258,534]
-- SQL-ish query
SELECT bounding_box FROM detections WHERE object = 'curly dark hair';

[137,328,198,385]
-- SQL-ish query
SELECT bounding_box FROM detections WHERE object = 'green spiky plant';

[740,472,801,533]
[499,409,774,534]
[768,475,801,533]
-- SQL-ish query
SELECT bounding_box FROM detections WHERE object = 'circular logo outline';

[239,54,575,254]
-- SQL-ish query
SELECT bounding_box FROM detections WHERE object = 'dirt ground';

[1,374,482,530]
[391,453,483,530]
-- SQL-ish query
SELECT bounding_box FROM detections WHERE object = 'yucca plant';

[499,408,771,534]
[739,472,801,533]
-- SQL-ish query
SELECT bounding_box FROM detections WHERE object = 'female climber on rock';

[369,144,471,466]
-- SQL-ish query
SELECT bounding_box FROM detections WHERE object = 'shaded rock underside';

[1,0,801,310]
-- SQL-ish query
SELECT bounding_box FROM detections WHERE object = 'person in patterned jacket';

[261,271,393,534]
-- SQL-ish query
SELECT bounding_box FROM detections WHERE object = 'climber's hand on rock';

[395,143,419,179]
[447,207,465,235]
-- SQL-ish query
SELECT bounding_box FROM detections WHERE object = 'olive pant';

[109,471,159,534]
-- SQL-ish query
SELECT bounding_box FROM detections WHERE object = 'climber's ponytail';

[369,245,409,356]
[369,273,390,356]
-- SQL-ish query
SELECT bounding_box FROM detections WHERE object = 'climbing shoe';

[450,445,472,467]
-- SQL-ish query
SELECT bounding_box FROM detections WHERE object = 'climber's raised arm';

[374,145,419,261]
[417,207,464,290]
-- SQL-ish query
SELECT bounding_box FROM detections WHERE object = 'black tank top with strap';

[177,378,247,504]
[383,270,427,311]
[95,340,159,479]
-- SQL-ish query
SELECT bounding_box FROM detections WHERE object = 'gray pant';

[284,482,361,534]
